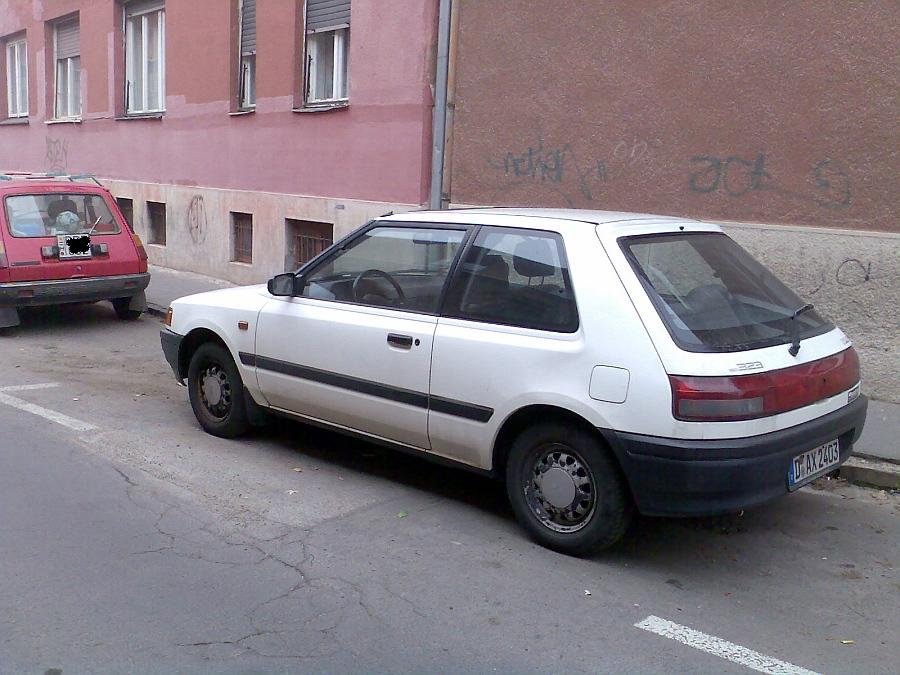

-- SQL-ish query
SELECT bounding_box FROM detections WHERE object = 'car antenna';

[788,303,814,357]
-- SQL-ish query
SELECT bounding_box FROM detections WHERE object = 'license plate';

[57,234,92,259]
[788,439,840,490]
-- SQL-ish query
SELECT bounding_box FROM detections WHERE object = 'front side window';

[444,227,579,333]
[304,0,349,103]
[5,194,118,238]
[5,37,28,118]
[125,1,165,114]
[238,0,256,109]
[54,18,81,119]
[301,225,466,313]
[621,232,833,353]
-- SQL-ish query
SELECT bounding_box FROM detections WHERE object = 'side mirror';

[268,273,298,297]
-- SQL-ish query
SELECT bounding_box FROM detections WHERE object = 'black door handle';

[387,333,413,348]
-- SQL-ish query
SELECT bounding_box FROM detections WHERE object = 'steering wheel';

[352,269,406,305]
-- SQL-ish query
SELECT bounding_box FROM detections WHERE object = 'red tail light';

[670,347,860,422]
[130,231,149,272]
[0,253,7,269]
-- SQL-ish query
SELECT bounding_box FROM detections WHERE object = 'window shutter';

[124,0,165,18]
[56,19,79,60]
[240,0,256,55]
[306,0,350,33]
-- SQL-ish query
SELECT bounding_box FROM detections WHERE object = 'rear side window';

[621,232,832,353]
[445,227,578,332]
[4,194,119,237]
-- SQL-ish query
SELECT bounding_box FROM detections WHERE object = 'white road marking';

[634,615,822,675]
[0,383,98,433]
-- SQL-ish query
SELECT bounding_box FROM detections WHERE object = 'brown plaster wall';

[448,1,899,232]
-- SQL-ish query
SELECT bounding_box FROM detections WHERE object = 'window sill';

[46,118,83,125]
[0,117,29,126]
[292,101,349,114]
[229,260,254,267]
[228,109,256,116]
[115,112,165,121]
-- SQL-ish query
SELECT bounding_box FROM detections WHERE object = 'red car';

[0,173,150,328]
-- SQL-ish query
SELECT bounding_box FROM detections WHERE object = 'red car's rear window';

[5,193,120,238]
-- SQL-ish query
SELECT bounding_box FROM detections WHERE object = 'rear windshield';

[621,232,832,353]
[4,193,119,238]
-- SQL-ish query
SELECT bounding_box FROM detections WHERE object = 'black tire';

[187,342,251,438]
[111,297,142,320]
[505,422,632,555]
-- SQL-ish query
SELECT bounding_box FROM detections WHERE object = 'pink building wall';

[0,0,437,206]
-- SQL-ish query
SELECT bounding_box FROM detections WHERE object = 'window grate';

[286,219,333,270]
[232,212,253,263]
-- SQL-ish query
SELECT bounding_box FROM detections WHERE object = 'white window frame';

[53,24,81,120]
[305,27,348,104]
[125,3,165,115]
[5,38,28,118]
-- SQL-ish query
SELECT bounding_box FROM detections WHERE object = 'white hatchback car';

[161,209,867,554]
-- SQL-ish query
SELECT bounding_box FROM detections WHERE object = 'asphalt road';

[1,304,897,674]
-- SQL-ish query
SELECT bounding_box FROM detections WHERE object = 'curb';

[146,303,167,318]
[839,457,900,491]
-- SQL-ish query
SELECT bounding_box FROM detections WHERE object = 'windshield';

[4,193,119,238]
[621,232,832,353]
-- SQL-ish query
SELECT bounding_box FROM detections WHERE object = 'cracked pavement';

[1,304,898,673]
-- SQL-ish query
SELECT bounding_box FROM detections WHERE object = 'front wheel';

[187,342,251,438]
[505,423,632,555]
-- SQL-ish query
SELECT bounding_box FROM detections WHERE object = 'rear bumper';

[0,273,151,307]
[603,395,868,517]
[160,329,184,382]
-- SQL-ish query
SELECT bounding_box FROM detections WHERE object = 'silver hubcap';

[199,365,231,418]
[525,445,596,533]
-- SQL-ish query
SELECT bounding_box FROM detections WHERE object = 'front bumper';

[0,273,151,307]
[602,395,868,517]
[160,329,184,382]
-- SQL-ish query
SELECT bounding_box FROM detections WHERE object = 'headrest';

[48,198,78,219]
[513,238,556,278]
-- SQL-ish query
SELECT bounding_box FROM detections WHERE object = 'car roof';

[0,173,106,191]
[380,207,719,235]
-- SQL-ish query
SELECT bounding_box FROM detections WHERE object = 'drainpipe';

[429,0,452,210]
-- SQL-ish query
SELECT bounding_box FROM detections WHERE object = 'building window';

[116,197,134,231]
[304,0,349,104]
[5,37,28,118]
[125,1,165,114]
[147,200,166,245]
[238,0,256,109]
[53,18,81,119]
[232,212,253,263]
[285,218,333,270]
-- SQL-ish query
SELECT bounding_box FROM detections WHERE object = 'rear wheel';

[187,342,250,438]
[505,422,632,555]
[111,297,142,320]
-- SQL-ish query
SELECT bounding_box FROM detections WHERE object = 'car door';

[254,223,468,449]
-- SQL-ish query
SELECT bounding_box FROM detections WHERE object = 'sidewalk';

[143,264,898,484]
[145,264,237,316]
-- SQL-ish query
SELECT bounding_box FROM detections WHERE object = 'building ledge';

[45,118,82,125]
[292,101,349,114]
[115,113,164,121]
[0,117,29,126]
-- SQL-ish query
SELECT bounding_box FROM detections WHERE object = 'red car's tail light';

[131,232,148,261]
[0,241,7,268]
[670,347,860,422]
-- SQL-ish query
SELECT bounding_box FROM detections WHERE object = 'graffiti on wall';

[186,195,208,245]
[688,154,852,210]
[45,138,68,173]
[487,132,660,206]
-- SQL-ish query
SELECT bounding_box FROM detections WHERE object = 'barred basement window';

[53,17,81,119]
[304,0,349,104]
[147,201,166,245]
[232,212,253,263]
[285,218,332,270]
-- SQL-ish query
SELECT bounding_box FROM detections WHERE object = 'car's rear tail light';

[0,241,6,268]
[41,245,60,258]
[670,347,860,422]
[164,307,173,327]
[131,232,148,261]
